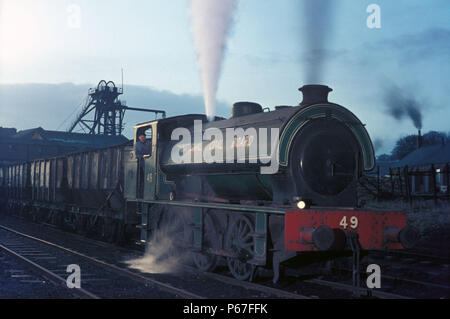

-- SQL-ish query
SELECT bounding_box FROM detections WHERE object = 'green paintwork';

[205,174,272,200]
[132,121,175,200]
[279,103,375,171]
[142,123,158,200]
[133,199,286,215]
[157,167,175,199]
[143,156,156,200]
[140,203,149,243]
[254,213,267,264]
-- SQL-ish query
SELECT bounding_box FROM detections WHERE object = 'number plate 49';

[339,216,359,229]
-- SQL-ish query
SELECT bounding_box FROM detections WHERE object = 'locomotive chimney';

[417,130,422,149]
[299,84,332,106]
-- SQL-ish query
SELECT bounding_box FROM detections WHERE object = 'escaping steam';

[126,234,185,274]
[190,0,237,121]
[301,0,336,83]
[125,213,189,274]
[383,85,423,129]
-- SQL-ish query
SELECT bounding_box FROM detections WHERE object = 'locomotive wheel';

[193,214,218,272]
[225,216,255,281]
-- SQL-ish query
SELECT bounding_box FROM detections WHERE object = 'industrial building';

[395,141,450,196]
[367,133,450,201]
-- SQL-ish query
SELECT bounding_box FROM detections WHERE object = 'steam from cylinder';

[190,0,237,121]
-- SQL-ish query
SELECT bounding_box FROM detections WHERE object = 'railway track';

[182,265,310,299]
[314,250,450,298]
[0,225,202,299]
[0,243,99,299]
[325,264,450,293]
[305,278,413,299]
[373,249,450,265]
[0,216,356,299]
[189,266,412,299]
[366,251,449,298]
[2,214,444,299]
[0,221,310,299]
[0,246,80,299]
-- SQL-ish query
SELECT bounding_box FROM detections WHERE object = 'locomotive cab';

[124,122,157,200]
[135,124,154,199]
[124,115,210,202]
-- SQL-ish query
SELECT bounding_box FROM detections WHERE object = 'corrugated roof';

[396,143,450,167]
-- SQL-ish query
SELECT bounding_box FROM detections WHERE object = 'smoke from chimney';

[301,0,337,84]
[373,138,384,153]
[383,85,423,130]
[190,0,237,121]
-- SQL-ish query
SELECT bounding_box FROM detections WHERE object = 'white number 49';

[339,216,359,229]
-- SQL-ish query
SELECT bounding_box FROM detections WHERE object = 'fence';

[360,163,450,204]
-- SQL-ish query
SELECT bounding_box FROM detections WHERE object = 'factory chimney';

[299,85,332,106]
[417,130,423,149]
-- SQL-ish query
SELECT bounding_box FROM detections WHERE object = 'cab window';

[135,126,153,158]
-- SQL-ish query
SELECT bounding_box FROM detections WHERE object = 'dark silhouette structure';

[68,80,166,136]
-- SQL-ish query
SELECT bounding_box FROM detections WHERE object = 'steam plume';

[384,85,423,129]
[190,0,237,120]
[301,0,336,83]
[125,221,188,274]
[126,234,185,274]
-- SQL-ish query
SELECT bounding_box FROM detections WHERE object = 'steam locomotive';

[0,84,418,282]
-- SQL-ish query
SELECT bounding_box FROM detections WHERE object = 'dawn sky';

[0,0,449,154]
